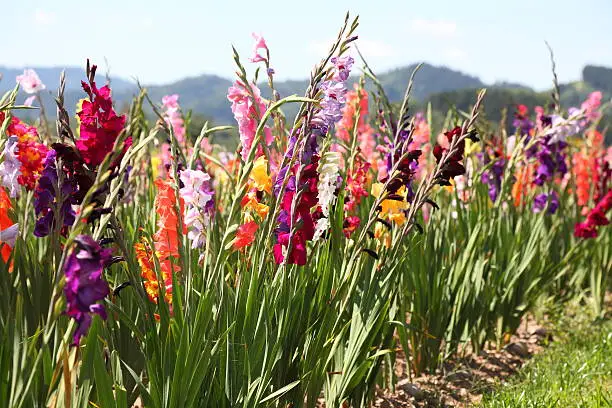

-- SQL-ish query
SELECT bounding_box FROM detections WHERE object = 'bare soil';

[373,314,552,407]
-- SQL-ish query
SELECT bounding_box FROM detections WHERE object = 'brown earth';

[373,314,552,408]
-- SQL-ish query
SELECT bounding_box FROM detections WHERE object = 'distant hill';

[376,64,484,101]
[583,65,612,94]
[424,74,612,144]
[0,62,508,124]
[0,66,134,93]
[1,63,611,143]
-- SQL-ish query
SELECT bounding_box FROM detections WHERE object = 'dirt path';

[374,315,552,407]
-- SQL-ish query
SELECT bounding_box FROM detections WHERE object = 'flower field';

[0,15,610,408]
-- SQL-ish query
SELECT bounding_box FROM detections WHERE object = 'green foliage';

[480,304,612,407]
[0,17,610,408]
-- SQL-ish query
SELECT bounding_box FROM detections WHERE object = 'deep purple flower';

[532,191,559,214]
[481,154,505,202]
[533,136,567,186]
[64,235,112,346]
[513,105,534,136]
[34,150,76,237]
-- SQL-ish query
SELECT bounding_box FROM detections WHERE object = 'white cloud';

[410,19,457,37]
[307,39,333,56]
[357,40,397,58]
[308,38,396,59]
[444,48,467,59]
[33,9,56,25]
[137,16,154,29]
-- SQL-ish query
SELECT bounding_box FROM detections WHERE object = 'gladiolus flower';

[23,95,36,107]
[512,164,535,207]
[513,104,534,136]
[162,94,186,145]
[76,66,127,167]
[532,191,559,214]
[581,91,602,122]
[249,33,268,63]
[371,183,408,225]
[574,190,611,239]
[136,178,185,307]
[180,169,214,249]
[0,112,48,191]
[572,130,605,209]
[0,137,22,197]
[227,80,271,162]
[63,235,111,346]
[273,231,307,265]
[433,126,468,185]
[342,216,360,238]
[481,150,505,203]
[250,156,272,193]
[233,221,258,250]
[16,69,45,94]
[0,188,18,263]
[344,155,370,213]
[33,150,77,237]
[313,151,341,241]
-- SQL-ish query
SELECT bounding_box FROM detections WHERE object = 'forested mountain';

[1,64,610,144]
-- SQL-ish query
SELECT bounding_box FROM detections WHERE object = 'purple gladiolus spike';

[64,235,111,346]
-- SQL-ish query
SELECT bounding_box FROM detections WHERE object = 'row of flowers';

[0,33,610,348]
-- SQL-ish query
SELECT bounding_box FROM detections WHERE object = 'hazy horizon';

[3,0,612,91]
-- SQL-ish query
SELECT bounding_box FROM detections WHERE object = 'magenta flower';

[249,33,268,63]
[574,190,611,239]
[76,66,126,167]
[64,235,112,346]
[16,69,45,94]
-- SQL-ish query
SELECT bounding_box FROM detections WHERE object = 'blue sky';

[2,0,611,89]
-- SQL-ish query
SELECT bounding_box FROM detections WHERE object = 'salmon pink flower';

[0,188,18,263]
[581,91,602,122]
[162,94,186,145]
[0,112,48,191]
[344,154,370,213]
[233,221,258,250]
[136,178,185,307]
[227,80,270,161]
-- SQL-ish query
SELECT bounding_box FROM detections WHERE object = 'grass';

[479,302,612,408]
